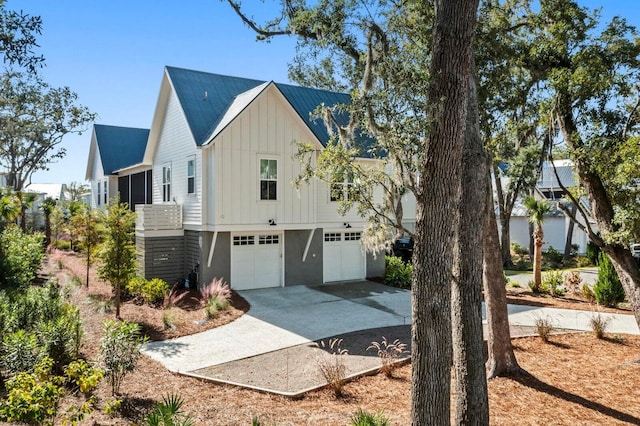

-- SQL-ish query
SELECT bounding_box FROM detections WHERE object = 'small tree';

[524,195,552,292]
[49,205,64,249]
[594,252,625,307]
[71,206,102,288]
[39,197,57,247]
[99,320,146,395]
[97,200,136,318]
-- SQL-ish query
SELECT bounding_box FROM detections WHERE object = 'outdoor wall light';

[344,222,351,228]
[269,219,277,226]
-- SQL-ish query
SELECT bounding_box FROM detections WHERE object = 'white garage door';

[231,233,282,290]
[323,232,365,282]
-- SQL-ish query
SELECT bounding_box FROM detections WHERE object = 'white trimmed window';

[103,179,108,204]
[330,177,356,202]
[259,158,277,201]
[187,157,195,195]
[97,181,102,206]
[162,163,172,202]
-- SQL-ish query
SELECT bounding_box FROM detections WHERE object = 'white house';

[86,66,388,290]
[507,160,595,254]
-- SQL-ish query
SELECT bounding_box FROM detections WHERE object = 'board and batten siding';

[207,85,316,227]
[152,89,202,227]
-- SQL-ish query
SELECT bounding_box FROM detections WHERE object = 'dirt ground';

[39,250,640,425]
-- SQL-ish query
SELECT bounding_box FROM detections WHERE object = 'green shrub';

[143,278,170,305]
[0,282,82,376]
[100,320,147,395]
[542,247,563,268]
[581,283,595,302]
[510,242,529,256]
[0,225,44,289]
[37,304,83,374]
[126,276,147,299]
[586,241,600,266]
[384,256,412,288]
[593,252,625,307]
[575,255,592,268]
[127,277,170,306]
[351,408,390,426]
[0,357,65,425]
[541,270,564,296]
[0,329,41,376]
[143,393,195,426]
[65,359,104,395]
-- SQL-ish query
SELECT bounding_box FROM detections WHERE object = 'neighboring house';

[507,160,596,254]
[85,124,152,210]
[23,183,68,229]
[87,66,389,290]
[0,172,6,187]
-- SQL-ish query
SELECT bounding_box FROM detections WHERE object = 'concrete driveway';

[141,281,411,373]
[141,279,639,373]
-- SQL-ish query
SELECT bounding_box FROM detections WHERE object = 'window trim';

[162,163,172,202]
[103,179,108,205]
[259,157,278,201]
[97,181,101,206]
[329,178,355,202]
[187,157,196,195]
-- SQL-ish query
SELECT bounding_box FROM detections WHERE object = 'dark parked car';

[392,236,414,263]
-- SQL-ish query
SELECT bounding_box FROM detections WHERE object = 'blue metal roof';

[94,124,149,175]
[165,66,372,155]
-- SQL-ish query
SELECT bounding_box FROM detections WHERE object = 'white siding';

[152,90,202,227]
[207,85,315,227]
[89,148,105,210]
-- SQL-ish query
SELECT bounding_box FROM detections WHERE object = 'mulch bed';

[40,250,640,425]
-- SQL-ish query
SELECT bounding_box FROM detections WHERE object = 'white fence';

[135,204,182,231]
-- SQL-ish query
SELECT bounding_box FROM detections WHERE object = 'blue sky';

[5,1,639,185]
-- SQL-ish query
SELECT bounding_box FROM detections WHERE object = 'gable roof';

[538,160,576,190]
[93,124,150,175]
[165,66,365,151]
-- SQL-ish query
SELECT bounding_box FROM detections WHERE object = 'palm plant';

[0,187,20,228]
[16,190,37,231]
[524,195,552,292]
[39,197,57,246]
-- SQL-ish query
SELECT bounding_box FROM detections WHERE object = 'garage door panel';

[323,232,365,283]
[232,233,281,290]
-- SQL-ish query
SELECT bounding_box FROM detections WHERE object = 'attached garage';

[323,231,366,282]
[231,233,282,290]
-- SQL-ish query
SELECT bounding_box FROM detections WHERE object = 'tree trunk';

[499,215,513,267]
[563,203,577,261]
[451,69,489,424]
[532,228,543,291]
[412,1,479,424]
[483,165,521,378]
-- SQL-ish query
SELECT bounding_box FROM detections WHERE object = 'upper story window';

[103,179,108,204]
[97,181,102,206]
[162,163,171,202]
[330,177,356,202]
[187,158,195,195]
[259,158,277,201]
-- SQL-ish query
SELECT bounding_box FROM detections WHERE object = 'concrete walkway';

[141,280,639,373]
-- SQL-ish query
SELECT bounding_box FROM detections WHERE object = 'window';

[330,177,356,202]
[162,164,171,202]
[103,179,108,204]
[344,232,362,241]
[233,235,255,246]
[187,158,195,194]
[259,235,279,245]
[259,159,277,200]
[97,181,102,206]
[324,233,342,242]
